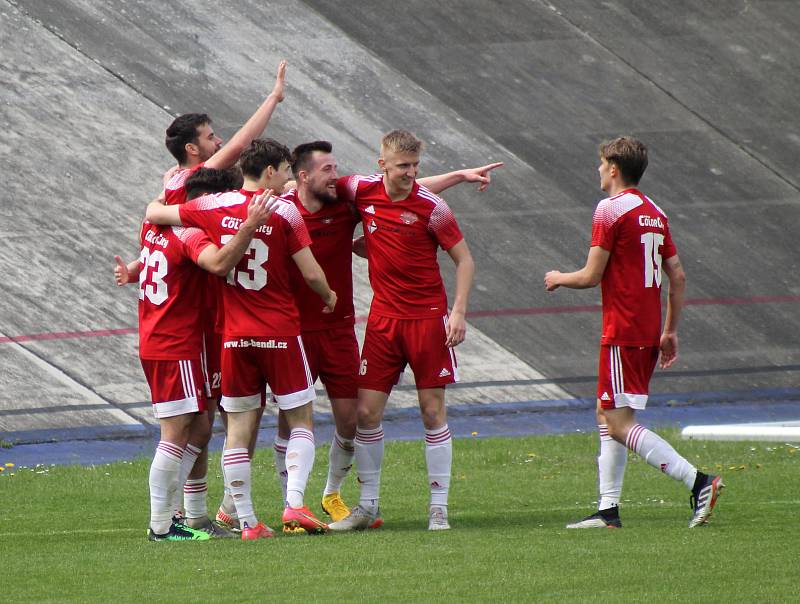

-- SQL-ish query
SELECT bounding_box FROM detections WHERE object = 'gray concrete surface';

[1,0,798,442]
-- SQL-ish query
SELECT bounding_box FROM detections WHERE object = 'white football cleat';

[428,506,451,531]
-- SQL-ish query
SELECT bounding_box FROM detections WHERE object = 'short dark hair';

[238,138,291,179]
[291,141,333,177]
[599,137,648,185]
[185,167,244,200]
[165,113,211,164]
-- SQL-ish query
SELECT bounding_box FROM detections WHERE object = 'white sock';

[597,424,627,510]
[626,424,697,489]
[172,443,201,515]
[355,425,384,511]
[149,441,183,534]
[425,425,452,508]
[223,448,257,529]
[285,428,315,509]
[219,450,236,517]
[184,476,208,520]
[273,436,289,504]
[324,431,355,496]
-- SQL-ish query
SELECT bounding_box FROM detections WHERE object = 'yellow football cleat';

[321,492,351,522]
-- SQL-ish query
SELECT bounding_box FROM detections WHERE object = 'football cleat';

[282,525,307,535]
[186,517,237,539]
[214,508,241,533]
[328,504,380,532]
[428,506,451,531]
[566,507,622,529]
[241,521,275,540]
[282,505,328,535]
[148,520,210,541]
[689,473,724,528]
[321,492,351,522]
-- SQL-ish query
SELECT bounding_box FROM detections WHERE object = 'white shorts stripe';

[179,360,191,400]
[610,346,624,395]
[297,335,314,387]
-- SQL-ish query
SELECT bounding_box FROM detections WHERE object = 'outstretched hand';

[245,189,280,228]
[271,60,287,102]
[544,270,562,292]
[114,255,131,286]
[463,162,504,192]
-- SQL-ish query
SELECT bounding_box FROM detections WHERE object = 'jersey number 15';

[640,232,664,288]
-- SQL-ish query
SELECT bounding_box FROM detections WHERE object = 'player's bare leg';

[329,389,387,531]
[418,388,452,530]
[222,408,273,539]
[321,396,357,522]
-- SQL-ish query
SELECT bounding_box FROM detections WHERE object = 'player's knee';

[356,405,381,428]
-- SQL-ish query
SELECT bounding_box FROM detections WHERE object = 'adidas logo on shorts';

[601,392,611,401]
[438,368,451,378]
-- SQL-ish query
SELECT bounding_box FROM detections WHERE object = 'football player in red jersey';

[281,141,502,528]
[114,191,275,540]
[328,130,475,531]
[146,139,335,537]
[545,136,723,529]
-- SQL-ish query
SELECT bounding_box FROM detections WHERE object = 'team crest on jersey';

[400,211,418,225]
[368,219,378,234]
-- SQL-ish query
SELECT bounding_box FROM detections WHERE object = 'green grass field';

[1,430,797,603]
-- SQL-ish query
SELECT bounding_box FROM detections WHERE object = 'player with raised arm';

[146,139,336,538]
[327,130,475,532]
[148,61,287,530]
[114,192,275,541]
[544,137,723,529]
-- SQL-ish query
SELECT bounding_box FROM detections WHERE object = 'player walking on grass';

[147,139,336,538]
[544,137,723,529]
[115,193,274,541]
[328,130,475,532]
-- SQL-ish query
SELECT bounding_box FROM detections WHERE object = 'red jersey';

[591,188,678,346]
[338,174,463,319]
[161,161,220,334]
[163,163,204,206]
[283,188,359,331]
[137,221,213,360]
[178,190,312,337]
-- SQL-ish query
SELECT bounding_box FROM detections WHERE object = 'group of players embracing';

[116,61,501,540]
[117,60,723,541]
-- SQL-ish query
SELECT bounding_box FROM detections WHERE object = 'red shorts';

[140,358,207,419]
[359,314,458,394]
[302,326,359,399]
[220,335,315,412]
[201,328,222,400]
[597,344,659,410]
